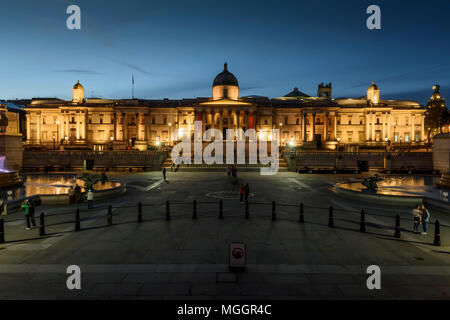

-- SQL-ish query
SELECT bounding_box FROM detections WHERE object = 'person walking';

[227,166,231,176]
[420,204,430,235]
[163,167,167,181]
[87,190,94,209]
[22,200,32,230]
[244,183,250,201]
[239,184,245,204]
[412,204,421,234]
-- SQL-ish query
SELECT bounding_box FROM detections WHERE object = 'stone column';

[372,113,376,141]
[333,114,337,140]
[421,115,425,141]
[312,113,316,142]
[365,112,370,141]
[37,112,41,143]
[211,111,216,130]
[136,113,141,140]
[411,113,415,142]
[323,113,328,141]
[303,112,307,142]
[123,113,128,142]
[113,112,117,140]
[26,113,31,141]
[76,112,80,140]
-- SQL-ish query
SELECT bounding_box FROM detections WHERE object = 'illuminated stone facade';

[25,63,426,151]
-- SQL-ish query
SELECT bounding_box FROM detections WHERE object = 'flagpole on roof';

[132,73,135,99]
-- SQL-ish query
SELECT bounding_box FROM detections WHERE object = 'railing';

[0,199,444,247]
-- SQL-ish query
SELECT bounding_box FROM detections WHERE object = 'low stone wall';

[294,151,433,172]
[433,133,450,173]
[22,150,168,171]
[0,134,23,170]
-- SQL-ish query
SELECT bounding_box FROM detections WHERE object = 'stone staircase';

[162,155,289,172]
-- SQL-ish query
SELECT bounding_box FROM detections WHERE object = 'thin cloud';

[114,61,152,75]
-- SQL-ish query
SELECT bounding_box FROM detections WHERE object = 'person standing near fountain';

[87,190,94,209]
[412,205,422,234]
[21,200,35,230]
[420,204,430,235]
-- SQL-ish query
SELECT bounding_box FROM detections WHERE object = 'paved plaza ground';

[0,170,449,299]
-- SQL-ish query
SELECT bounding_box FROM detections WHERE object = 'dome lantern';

[72,80,85,103]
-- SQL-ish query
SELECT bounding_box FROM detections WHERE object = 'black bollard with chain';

[138,202,143,223]
[360,209,366,233]
[328,206,334,227]
[166,201,170,220]
[193,200,197,219]
[394,214,401,238]
[219,200,223,219]
[433,220,441,246]
[39,212,45,236]
[0,218,4,243]
[107,205,112,226]
[272,201,276,221]
[245,201,249,219]
[299,203,304,224]
[75,208,81,231]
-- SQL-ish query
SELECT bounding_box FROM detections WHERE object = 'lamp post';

[56,120,60,146]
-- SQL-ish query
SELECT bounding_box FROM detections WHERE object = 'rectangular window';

[358,131,365,142]
[348,116,352,125]
[347,131,353,143]
[152,117,155,125]
[405,133,409,142]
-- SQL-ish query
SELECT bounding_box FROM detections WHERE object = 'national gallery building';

[25,63,426,151]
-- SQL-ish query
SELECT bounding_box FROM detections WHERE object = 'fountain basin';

[1,174,125,214]
[332,175,449,209]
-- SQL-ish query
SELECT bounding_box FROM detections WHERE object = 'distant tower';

[318,83,332,98]
[367,82,380,104]
[72,80,85,104]
[429,84,444,104]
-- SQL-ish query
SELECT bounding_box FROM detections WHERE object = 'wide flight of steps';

[161,155,289,172]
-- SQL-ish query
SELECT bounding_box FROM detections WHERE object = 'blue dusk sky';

[0,0,449,105]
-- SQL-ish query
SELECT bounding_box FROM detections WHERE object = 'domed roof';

[73,80,84,89]
[213,63,238,87]
[368,81,379,90]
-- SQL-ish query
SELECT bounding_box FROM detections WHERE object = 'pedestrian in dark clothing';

[227,166,231,176]
[74,184,82,203]
[244,183,250,201]
[239,184,245,204]
[163,167,167,180]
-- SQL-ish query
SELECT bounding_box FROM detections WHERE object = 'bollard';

[0,218,4,243]
[75,208,81,232]
[299,203,304,224]
[394,214,401,238]
[138,202,143,223]
[193,200,197,219]
[107,205,112,226]
[328,206,334,227]
[39,212,45,236]
[166,201,170,220]
[245,201,249,219]
[360,209,366,233]
[433,220,441,246]
[219,200,223,219]
[272,201,276,221]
